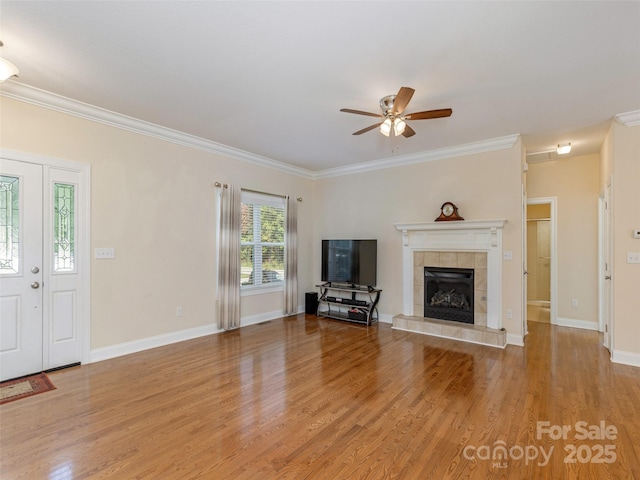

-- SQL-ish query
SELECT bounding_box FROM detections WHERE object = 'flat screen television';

[321,239,377,287]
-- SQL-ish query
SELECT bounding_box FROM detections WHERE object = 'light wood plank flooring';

[1,316,639,479]
[528,302,551,324]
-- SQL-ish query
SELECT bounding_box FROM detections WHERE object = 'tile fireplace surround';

[393,220,507,348]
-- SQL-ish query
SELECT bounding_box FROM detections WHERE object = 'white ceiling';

[1,1,639,172]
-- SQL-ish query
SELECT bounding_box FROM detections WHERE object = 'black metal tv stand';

[316,283,381,326]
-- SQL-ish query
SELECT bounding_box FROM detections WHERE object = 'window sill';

[241,284,284,297]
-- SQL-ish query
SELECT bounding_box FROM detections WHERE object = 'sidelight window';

[53,183,75,272]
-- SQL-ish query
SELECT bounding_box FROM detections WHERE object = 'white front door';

[0,156,87,381]
[0,159,44,380]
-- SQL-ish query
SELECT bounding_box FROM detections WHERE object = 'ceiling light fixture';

[393,117,406,136]
[557,143,571,155]
[0,41,19,82]
[380,118,392,137]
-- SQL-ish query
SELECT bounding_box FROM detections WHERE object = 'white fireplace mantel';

[394,220,507,330]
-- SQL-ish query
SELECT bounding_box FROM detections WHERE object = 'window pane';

[54,183,75,272]
[241,244,254,285]
[260,205,284,243]
[241,203,254,242]
[240,192,285,289]
[262,245,284,283]
[0,175,19,274]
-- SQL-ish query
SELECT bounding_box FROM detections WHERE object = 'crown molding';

[0,81,315,179]
[615,110,640,127]
[314,134,521,179]
[1,81,520,180]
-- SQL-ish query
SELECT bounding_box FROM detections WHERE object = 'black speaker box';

[305,292,318,314]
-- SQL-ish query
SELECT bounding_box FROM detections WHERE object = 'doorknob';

[31,281,40,289]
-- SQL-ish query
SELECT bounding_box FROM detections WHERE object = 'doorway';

[526,198,557,325]
[0,152,90,381]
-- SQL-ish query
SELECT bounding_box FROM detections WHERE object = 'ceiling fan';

[340,87,452,138]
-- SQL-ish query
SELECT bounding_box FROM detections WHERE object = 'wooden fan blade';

[340,108,383,118]
[405,108,453,120]
[392,87,415,115]
[401,124,416,138]
[353,123,382,135]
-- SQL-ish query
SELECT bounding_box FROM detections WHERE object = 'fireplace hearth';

[424,266,474,324]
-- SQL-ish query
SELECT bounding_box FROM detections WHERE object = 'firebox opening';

[424,266,474,324]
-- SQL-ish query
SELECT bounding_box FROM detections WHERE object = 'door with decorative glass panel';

[0,158,84,381]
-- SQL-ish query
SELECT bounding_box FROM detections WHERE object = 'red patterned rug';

[0,373,56,405]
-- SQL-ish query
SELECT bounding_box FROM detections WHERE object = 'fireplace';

[393,220,508,347]
[394,219,506,331]
[424,266,474,324]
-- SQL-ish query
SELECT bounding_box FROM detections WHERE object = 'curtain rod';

[215,183,302,202]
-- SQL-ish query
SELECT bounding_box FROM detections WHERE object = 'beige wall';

[0,97,315,349]
[9,92,636,357]
[527,155,600,323]
[608,122,640,358]
[312,142,525,338]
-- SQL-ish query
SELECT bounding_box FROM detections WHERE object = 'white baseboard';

[507,333,525,346]
[527,300,550,307]
[89,307,308,364]
[240,308,299,327]
[378,312,393,324]
[90,323,222,363]
[612,349,640,368]
[556,317,598,331]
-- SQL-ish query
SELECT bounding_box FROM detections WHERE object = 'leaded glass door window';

[53,183,75,272]
[0,175,20,274]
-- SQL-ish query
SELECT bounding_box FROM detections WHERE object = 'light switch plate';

[95,247,115,259]
[503,251,513,261]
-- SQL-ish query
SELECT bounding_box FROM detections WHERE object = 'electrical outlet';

[176,306,183,317]
[506,309,513,319]
[95,247,115,259]
[572,298,578,308]
[627,252,640,264]
[503,251,513,261]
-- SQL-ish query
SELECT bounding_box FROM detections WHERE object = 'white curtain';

[217,184,241,330]
[284,195,298,315]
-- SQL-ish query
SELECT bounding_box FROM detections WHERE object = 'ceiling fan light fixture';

[0,41,19,82]
[380,118,392,136]
[393,117,406,136]
[557,143,571,155]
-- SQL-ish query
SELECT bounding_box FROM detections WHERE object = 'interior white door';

[522,184,528,337]
[602,181,613,351]
[0,159,44,381]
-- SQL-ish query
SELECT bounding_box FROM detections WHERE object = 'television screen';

[321,239,377,287]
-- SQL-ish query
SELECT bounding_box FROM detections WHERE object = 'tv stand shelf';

[316,283,381,326]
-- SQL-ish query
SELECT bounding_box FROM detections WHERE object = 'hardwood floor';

[1,316,639,479]
[527,302,551,324]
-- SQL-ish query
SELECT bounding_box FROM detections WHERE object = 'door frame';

[526,197,557,325]
[1,148,91,365]
[599,178,614,352]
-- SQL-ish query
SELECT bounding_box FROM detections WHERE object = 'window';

[0,175,20,274]
[53,183,75,272]
[241,191,285,289]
